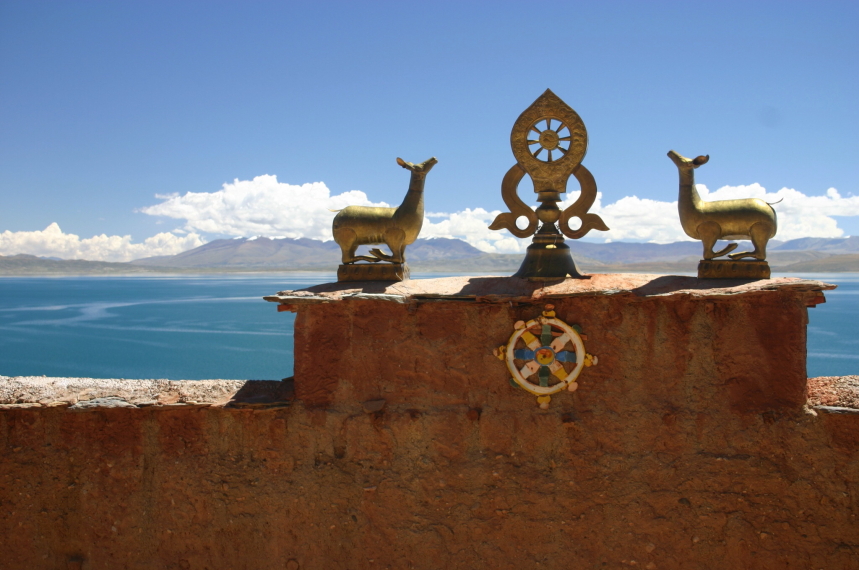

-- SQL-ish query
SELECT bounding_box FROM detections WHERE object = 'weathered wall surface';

[293,279,814,413]
[2,276,857,570]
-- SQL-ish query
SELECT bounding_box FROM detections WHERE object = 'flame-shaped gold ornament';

[489,90,609,280]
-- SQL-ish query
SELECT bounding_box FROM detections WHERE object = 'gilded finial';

[489,90,609,280]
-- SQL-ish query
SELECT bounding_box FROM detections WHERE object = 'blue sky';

[1,1,858,260]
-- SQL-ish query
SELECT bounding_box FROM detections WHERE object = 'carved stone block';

[337,263,409,282]
[698,259,770,279]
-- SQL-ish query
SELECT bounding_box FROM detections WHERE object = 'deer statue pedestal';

[699,259,771,279]
[337,262,409,282]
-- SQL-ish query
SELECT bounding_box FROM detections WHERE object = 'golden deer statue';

[668,150,778,261]
[332,157,437,265]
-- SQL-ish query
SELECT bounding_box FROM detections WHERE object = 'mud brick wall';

[2,276,857,569]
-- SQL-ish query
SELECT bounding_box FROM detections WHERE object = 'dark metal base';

[698,259,770,279]
[513,225,588,281]
[338,263,409,282]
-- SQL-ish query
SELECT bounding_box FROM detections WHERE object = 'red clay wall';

[2,277,857,569]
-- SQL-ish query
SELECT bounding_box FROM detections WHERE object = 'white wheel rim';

[505,317,585,396]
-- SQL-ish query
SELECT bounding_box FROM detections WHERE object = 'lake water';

[0,273,856,380]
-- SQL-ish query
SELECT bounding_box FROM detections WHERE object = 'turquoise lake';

[0,273,856,380]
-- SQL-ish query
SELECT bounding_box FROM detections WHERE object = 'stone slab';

[0,377,291,409]
[265,273,833,306]
[3,375,856,410]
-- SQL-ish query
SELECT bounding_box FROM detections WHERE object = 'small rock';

[362,399,386,414]
[645,563,657,570]
[69,397,136,410]
[286,560,300,570]
[157,393,181,405]
[645,543,655,553]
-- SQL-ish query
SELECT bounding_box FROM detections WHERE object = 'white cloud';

[140,175,389,240]
[573,192,688,243]
[421,208,530,253]
[0,223,204,262]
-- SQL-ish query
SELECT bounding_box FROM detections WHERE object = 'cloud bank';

[141,175,859,253]
[3,176,857,261]
[0,223,204,262]
[139,175,389,240]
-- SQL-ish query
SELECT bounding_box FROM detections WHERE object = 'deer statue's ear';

[693,155,710,166]
[396,157,407,167]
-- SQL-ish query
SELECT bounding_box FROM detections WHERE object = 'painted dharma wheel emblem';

[494,305,598,409]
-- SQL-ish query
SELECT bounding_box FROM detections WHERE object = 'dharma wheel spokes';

[527,118,572,163]
[494,304,599,409]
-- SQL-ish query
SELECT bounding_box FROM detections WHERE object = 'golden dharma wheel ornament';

[489,89,609,280]
[510,90,588,193]
[494,305,598,409]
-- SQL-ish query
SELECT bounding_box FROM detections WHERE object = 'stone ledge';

[2,376,855,411]
[264,273,835,306]
[808,375,859,409]
[0,376,294,410]
[815,405,859,415]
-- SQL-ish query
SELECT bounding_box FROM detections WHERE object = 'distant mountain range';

[0,254,158,275]
[130,237,485,269]
[2,236,859,275]
[129,235,859,271]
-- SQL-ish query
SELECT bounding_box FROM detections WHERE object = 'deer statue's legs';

[334,227,380,264]
[333,227,356,263]
[386,228,407,263]
[697,221,738,260]
[728,221,773,260]
[369,228,407,264]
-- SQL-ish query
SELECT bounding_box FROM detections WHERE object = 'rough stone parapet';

[1,375,856,412]
[264,273,835,306]
[0,377,294,410]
